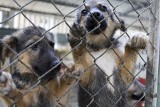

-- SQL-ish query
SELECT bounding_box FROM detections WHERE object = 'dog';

[68,0,149,106]
[0,26,81,107]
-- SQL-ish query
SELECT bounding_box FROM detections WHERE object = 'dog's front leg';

[0,71,22,106]
[118,33,149,85]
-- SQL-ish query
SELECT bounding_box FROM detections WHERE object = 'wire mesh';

[0,0,159,107]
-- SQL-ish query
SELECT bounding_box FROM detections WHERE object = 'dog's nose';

[90,12,102,20]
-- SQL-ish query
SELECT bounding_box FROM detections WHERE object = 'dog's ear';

[106,5,126,32]
[0,35,18,63]
[111,12,126,32]
[75,8,82,25]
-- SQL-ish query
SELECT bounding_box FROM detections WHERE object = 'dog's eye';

[99,5,107,12]
[81,9,88,16]
[31,44,39,51]
[49,41,55,48]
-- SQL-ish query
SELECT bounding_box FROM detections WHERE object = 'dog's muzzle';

[85,12,107,34]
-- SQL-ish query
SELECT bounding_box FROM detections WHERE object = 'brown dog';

[0,26,81,107]
[68,0,149,106]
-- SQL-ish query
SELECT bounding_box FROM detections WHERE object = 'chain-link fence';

[0,0,159,107]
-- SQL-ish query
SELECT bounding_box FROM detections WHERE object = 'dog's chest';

[91,49,116,91]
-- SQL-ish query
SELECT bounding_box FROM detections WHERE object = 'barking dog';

[68,0,149,107]
[0,26,81,107]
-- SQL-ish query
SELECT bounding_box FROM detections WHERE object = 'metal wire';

[0,0,159,107]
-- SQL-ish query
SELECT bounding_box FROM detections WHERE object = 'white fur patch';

[91,49,116,92]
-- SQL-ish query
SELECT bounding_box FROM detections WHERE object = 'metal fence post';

[158,53,160,107]
[145,0,160,107]
[156,0,160,106]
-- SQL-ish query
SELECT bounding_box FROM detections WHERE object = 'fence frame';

[156,0,160,106]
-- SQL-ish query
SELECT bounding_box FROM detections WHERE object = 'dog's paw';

[68,22,87,48]
[68,22,87,49]
[68,64,84,79]
[63,64,84,80]
[70,22,86,38]
[127,33,149,49]
[0,71,16,98]
[67,33,81,48]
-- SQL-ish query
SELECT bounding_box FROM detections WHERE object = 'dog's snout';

[90,12,102,20]
[85,11,107,34]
